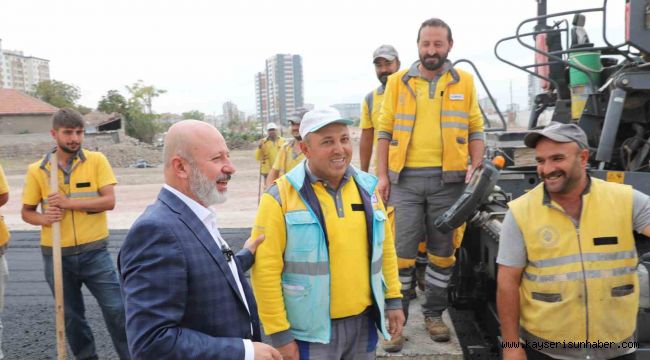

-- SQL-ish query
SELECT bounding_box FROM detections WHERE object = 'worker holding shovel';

[21,108,130,360]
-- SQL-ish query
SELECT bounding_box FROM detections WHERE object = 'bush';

[220,129,260,150]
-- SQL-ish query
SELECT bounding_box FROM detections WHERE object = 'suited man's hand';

[277,340,299,360]
[253,342,282,359]
[244,234,265,255]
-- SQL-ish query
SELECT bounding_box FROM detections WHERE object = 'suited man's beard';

[189,168,227,206]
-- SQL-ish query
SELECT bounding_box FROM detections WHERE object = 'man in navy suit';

[118,120,281,360]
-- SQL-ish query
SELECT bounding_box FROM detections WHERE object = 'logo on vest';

[398,94,406,106]
[449,93,464,101]
[537,226,559,248]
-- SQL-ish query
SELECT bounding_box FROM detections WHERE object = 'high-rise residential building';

[223,101,243,124]
[255,54,304,125]
[255,72,268,122]
[0,39,50,93]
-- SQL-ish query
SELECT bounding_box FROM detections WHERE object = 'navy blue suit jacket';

[118,188,261,360]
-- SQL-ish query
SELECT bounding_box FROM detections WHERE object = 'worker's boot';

[424,316,450,342]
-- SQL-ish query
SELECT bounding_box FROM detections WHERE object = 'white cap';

[299,108,354,139]
[266,122,278,131]
[288,115,302,124]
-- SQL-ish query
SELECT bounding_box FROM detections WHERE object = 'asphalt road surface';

[4,229,250,360]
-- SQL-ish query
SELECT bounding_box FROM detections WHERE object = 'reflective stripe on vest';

[528,250,637,268]
[441,110,469,119]
[284,261,329,275]
[524,265,637,283]
[42,191,100,205]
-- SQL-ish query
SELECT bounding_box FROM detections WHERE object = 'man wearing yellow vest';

[376,18,485,342]
[266,114,306,188]
[256,122,285,182]
[497,123,650,360]
[360,44,400,173]
[360,44,426,346]
[251,108,405,360]
[0,163,9,360]
[21,109,130,360]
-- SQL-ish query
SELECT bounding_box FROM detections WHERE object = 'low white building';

[0,39,50,93]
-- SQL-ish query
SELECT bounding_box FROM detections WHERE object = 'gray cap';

[373,45,398,62]
[524,122,589,149]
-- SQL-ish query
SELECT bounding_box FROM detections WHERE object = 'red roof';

[0,89,58,115]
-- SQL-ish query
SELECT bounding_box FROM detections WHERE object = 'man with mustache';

[118,120,281,359]
[360,45,426,353]
[251,108,404,360]
[376,18,485,343]
[360,44,400,173]
[21,108,130,359]
[497,123,650,360]
[265,111,307,188]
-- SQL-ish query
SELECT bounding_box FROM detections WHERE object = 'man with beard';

[21,108,130,359]
[376,18,485,343]
[497,123,650,360]
[251,108,404,360]
[265,113,306,188]
[360,45,426,353]
[118,120,281,360]
[360,44,400,173]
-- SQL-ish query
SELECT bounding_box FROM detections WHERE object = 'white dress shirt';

[163,184,254,360]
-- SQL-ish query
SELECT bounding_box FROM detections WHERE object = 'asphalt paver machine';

[442,1,650,357]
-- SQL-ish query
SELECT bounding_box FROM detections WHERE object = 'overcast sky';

[1,0,626,116]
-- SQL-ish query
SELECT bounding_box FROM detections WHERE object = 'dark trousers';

[43,248,130,360]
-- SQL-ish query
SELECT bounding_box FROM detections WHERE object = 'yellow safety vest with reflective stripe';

[386,67,475,183]
[509,178,638,350]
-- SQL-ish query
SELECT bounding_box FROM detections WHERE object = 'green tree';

[34,80,80,109]
[119,81,167,143]
[97,90,128,114]
[76,105,93,115]
[126,80,166,114]
[125,108,159,143]
[182,110,205,121]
